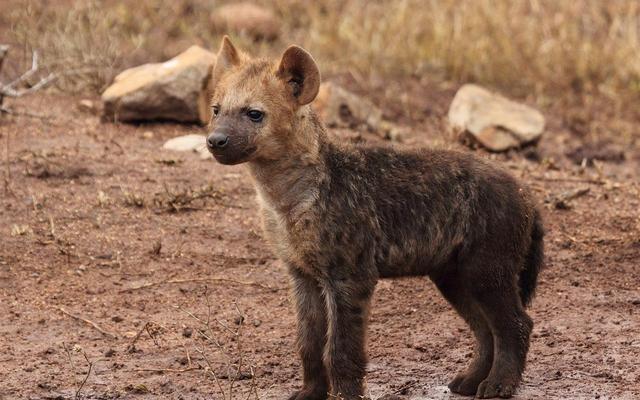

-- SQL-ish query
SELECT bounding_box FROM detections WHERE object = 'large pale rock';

[448,84,545,151]
[102,46,215,124]
[163,134,210,160]
[212,3,279,41]
[314,82,408,142]
[315,82,383,130]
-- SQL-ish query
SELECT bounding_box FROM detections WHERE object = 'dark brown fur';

[207,37,544,399]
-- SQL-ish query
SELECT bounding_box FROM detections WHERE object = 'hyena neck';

[248,107,328,218]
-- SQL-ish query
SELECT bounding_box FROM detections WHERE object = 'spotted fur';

[207,37,544,399]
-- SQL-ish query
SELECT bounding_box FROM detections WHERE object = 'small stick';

[56,306,118,339]
[531,175,605,185]
[170,330,193,368]
[0,105,56,120]
[175,307,227,351]
[109,137,125,154]
[3,118,10,195]
[62,342,93,400]
[0,45,8,74]
[119,277,279,293]
[76,352,93,400]
[132,366,201,374]
[229,302,244,400]
[1,50,58,98]
[126,322,149,352]
[145,322,160,347]
[3,49,40,90]
[195,344,226,400]
[247,365,259,400]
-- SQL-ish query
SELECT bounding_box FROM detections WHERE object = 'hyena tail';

[519,209,544,307]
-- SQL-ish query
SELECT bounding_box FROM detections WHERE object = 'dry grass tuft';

[11,1,124,92]
[6,0,640,101]
[281,0,640,99]
[152,183,221,213]
[8,1,218,92]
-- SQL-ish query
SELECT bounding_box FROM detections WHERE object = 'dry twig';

[56,306,118,339]
[126,321,149,352]
[62,342,94,400]
[0,48,57,103]
[119,277,279,293]
[178,288,260,399]
[153,184,219,213]
[132,366,202,374]
[531,175,605,185]
[550,187,590,210]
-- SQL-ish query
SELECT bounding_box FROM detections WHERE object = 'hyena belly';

[320,143,531,280]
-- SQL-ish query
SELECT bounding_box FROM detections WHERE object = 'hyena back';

[206,36,544,400]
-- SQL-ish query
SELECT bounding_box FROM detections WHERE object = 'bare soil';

[1,87,639,400]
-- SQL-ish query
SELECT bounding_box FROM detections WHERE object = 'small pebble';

[182,327,193,338]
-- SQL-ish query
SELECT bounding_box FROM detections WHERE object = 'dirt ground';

[1,84,639,400]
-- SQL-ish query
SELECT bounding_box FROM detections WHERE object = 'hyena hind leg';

[474,285,533,399]
[434,273,494,397]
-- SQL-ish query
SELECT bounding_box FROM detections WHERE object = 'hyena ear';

[276,45,320,106]
[213,36,242,78]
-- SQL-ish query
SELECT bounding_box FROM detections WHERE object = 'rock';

[77,99,97,114]
[182,327,193,338]
[162,134,204,151]
[315,82,408,142]
[0,44,9,62]
[102,46,215,124]
[448,84,545,152]
[315,82,383,131]
[162,134,210,159]
[212,2,279,41]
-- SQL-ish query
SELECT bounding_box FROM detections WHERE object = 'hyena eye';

[247,109,264,123]
[212,105,220,117]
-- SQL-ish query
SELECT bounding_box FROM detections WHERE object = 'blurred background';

[2,0,640,145]
[3,0,640,102]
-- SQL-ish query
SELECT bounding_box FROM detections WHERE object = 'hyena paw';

[287,387,328,400]
[448,372,482,396]
[475,378,518,399]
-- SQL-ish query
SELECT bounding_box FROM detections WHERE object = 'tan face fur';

[206,36,321,165]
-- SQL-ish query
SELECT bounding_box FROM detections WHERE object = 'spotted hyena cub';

[206,36,544,399]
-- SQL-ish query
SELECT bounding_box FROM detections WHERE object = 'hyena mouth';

[211,145,257,165]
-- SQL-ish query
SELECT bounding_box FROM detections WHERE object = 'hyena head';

[206,36,321,165]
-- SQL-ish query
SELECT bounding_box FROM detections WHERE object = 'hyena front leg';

[321,278,375,400]
[288,267,329,400]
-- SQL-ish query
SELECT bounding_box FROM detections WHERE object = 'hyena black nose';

[207,132,229,150]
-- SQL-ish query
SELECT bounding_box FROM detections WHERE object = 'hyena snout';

[207,131,229,150]
[206,127,256,165]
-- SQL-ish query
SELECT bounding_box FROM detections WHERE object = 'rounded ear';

[276,45,320,106]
